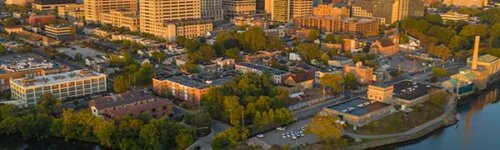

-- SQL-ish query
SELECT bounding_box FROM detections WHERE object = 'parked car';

[257,134,264,138]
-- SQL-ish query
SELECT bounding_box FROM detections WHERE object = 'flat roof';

[91,91,159,110]
[238,62,289,75]
[105,99,172,118]
[164,75,209,89]
[327,97,391,117]
[393,81,439,101]
[478,54,498,63]
[12,70,105,87]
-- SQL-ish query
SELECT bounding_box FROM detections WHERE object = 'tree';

[459,24,489,37]
[307,115,343,144]
[36,93,61,115]
[429,90,448,108]
[184,113,212,128]
[93,120,116,147]
[424,14,443,25]
[1,17,21,26]
[296,43,321,62]
[325,34,335,43]
[74,53,83,62]
[427,45,452,60]
[19,114,53,140]
[181,61,200,73]
[240,27,268,51]
[175,132,194,150]
[0,45,8,55]
[320,73,344,94]
[399,34,409,44]
[449,35,469,51]
[431,67,448,77]
[267,36,285,51]
[308,29,320,41]
[321,53,330,66]
[114,75,130,93]
[224,48,241,61]
[344,73,358,90]
[151,51,166,63]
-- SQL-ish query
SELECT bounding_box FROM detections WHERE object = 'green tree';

[431,67,448,77]
[36,94,61,115]
[321,53,330,65]
[181,61,200,73]
[0,45,8,55]
[1,17,21,26]
[296,43,321,62]
[184,113,212,128]
[344,73,358,90]
[325,34,335,43]
[307,115,343,144]
[224,48,241,61]
[308,29,320,41]
[114,75,130,93]
[449,35,469,51]
[241,27,268,52]
[151,51,166,63]
[19,114,53,140]
[320,73,344,94]
[175,132,194,150]
[93,120,116,147]
[427,45,452,60]
[267,36,285,51]
[429,90,448,108]
[74,53,83,62]
[459,24,489,37]
[424,14,443,25]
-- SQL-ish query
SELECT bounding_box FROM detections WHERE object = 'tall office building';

[84,0,137,22]
[352,0,424,24]
[270,0,313,22]
[223,0,257,18]
[201,0,224,22]
[140,0,212,41]
[313,4,349,18]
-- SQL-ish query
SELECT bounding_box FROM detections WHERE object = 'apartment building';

[352,0,424,24]
[223,0,257,18]
[101,9,140,32]
[201,0,224,22]
[10,70,107,107]
[89,91,173,119]
[294,16,380,37]
[32,0,78,11]
[84,0,137,22]
[313,4,350,18]
[45,24,76,40]
[140,0,212,41]
[153,74,234,105]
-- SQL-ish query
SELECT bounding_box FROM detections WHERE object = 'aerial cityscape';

[0,0,499,149]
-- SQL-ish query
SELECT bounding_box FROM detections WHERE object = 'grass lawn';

[348,102,444,135]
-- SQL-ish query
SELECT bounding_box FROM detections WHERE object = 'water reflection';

[462,88,498,150]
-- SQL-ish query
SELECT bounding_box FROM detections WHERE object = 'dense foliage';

[0,95,195,150]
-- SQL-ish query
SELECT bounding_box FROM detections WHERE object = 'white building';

[10,70,107,107]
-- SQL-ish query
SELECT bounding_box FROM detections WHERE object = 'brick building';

[294,16,379,37]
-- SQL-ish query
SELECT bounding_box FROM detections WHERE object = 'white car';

[257,134,264,138]
[277,127,285,130]
[282,135,286,139]
[292,136,297,140]
[287,134,291,138]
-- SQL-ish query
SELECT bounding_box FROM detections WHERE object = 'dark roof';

[34,0,77,5]
[393,81,440,101]
[378,38,395,47]
[90,91,157,110]
[105,99,172,118]
[327,97,391,117]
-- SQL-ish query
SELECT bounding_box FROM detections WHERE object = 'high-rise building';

[140,0,212,41]
[271,0,291,22]
[201,0,224,22]
[352,0,424,25]
[84,0,137,22]
[443,0,488,8]
[223,0,257,18]
[270,0,313,22]
[10,70,107,107]
[265,0,273,14]
[294,16,380,36]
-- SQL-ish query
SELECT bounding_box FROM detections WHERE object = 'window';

[152,108,156,112]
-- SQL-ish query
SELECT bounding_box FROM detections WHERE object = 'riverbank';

[339,95,458,150]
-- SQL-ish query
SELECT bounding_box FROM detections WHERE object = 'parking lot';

[257,118,318,148]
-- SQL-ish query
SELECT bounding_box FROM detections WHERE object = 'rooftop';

[90,91,166,110]
[393,81,440,101]
[34,0,77,5]
[0,56,59,73]
[238,62,289,76]
[12,70,105,87]
[478,54,499,63]
[105,99,172,118]
[327,97,391,117]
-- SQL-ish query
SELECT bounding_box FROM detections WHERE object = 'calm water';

[0,134,107,150]
[398,83,500,150]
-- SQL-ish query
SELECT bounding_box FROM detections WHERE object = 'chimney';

[471,36,480,71]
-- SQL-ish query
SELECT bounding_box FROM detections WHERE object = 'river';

[398,83,500,150]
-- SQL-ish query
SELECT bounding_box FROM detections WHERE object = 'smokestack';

[471,36,480,71]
